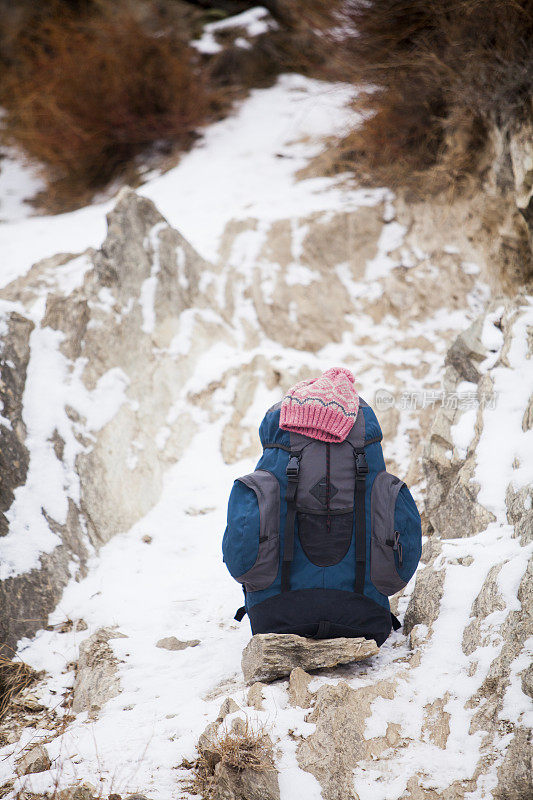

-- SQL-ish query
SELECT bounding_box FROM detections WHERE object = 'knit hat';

[279,367,359,443]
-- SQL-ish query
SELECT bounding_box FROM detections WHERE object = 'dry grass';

[324,0,533,192]
[0,655,36,721]
[0,2,212,209]
[186,719,275,799]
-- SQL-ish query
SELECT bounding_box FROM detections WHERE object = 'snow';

[476,299,533,518]
[365,220,407,279]
[0,147,45,222]
[139,222,166,334]
[192,6,278,54]
[0,70,530,800]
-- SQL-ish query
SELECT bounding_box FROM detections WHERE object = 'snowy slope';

[0,71,530,800]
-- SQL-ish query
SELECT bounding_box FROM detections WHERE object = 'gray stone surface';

[241,633,378,684]
[297,679,395,800]
[288,667,313,708]
[155,636,200,651]
[15,744,51,776]
[212,760,280,800]
[72,628,126,715]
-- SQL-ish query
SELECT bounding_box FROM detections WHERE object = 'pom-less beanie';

[279,367,359,443]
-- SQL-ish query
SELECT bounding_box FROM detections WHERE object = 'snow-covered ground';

[0,71,531,800]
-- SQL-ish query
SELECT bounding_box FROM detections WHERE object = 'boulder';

[15,744,51,776]
[72,628,126,715]
[241,633,378,684]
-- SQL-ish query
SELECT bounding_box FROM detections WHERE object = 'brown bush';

[0,3,212,207]
[328,0,533,191]
[0,655,36,720]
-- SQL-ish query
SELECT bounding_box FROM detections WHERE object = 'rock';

[11,691,45,712]
[521,663,533,698]
[241,633,378,684]
[15,744,51,776]
[198,721,222,770]
[218,206,385,353]
[0,188,219,652]
[0,500,86,657]
[124,795,149,800]
[506,483,533,544]
[246,682,265,710]
[230,717,247,736]
[155,637,200,651]
[509,121,533,211]
[494,727,532,800]
[0,311,33,536]
[288,667,313,708]
[72,628,125,715]
[212,760,280,800]
[297,679,395,800]
[58,783,97,800]
[404,563,445,634]
[444,317,487,383]
[217,697,241,721]
[408,624,429,651]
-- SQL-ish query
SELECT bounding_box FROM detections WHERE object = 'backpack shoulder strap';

[347,408,367,594]
[281,449,301,592]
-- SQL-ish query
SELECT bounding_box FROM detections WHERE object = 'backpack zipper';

[393,530,403,566]
[385,530,403,566]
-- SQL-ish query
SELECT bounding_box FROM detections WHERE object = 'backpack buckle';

[286,455,300,478]
[354,451,368,476]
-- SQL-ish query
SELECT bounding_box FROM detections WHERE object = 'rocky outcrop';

[241,633,378,683]
[297,679,397,800]
[423,298,510,539]
[0,188,220,652]
[0,312,33,536]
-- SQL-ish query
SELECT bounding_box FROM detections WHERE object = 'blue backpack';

[222,397,422,645]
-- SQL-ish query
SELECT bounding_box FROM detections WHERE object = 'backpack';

[222,397,422,645]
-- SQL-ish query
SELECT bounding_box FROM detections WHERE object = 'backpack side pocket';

[222,469,280,591]
[370,470,422,596]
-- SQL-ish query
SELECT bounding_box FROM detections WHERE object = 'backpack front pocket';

[370,470,422,596]
[297,509,353,567]
[222,470,280,592]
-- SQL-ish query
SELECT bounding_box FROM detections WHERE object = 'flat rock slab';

[241,634,379,684]
[156,636,200,651]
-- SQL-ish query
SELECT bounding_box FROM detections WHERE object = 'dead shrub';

[0,3,212,207]
[325,0,533,192]
[0,655,36,720]
[187,719,276,799]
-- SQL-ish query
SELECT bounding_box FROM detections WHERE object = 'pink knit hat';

[280,367,359,443]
